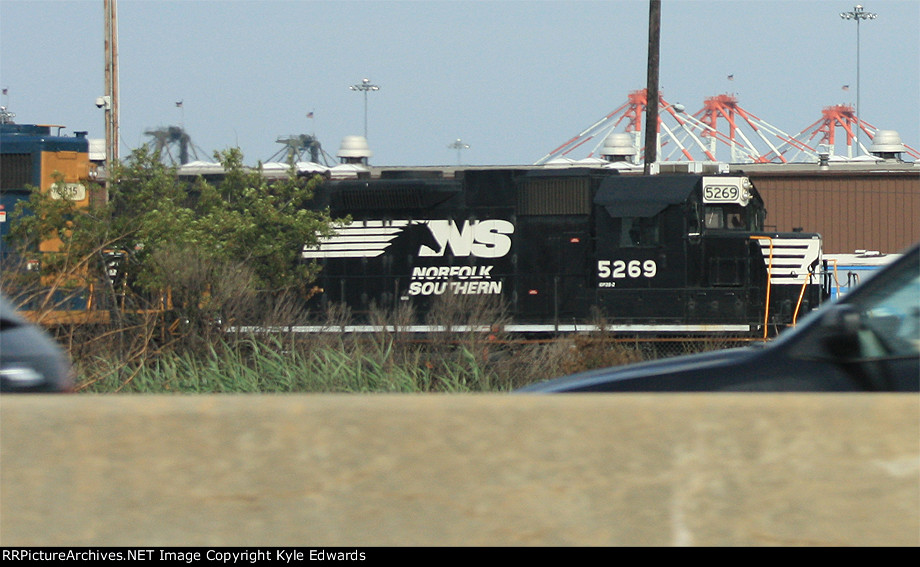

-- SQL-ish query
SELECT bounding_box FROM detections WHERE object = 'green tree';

[5,146,337,332]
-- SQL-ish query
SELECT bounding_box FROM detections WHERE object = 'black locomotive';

[303,167,823,336]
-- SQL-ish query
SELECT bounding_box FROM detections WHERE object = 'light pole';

[349,78,379,139]
[840,4,877,156]
[448,139,470,165]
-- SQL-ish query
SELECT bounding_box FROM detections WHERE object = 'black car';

[0,294,74,393]
[518,242,919,392]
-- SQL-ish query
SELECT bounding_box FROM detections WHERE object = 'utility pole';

[644,0,661,174]
[104,0,119,173]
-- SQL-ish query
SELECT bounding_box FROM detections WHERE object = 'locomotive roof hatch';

[325,176,462,212]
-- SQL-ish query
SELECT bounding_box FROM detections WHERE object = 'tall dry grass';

[9,285,741,393]
[64,290,654,393]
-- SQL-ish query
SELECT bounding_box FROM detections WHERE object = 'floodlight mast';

[350,78,380,140]
[448,139,470,165]
[840,4,877,156]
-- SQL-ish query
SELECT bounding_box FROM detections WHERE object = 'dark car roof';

[515,346,761,392]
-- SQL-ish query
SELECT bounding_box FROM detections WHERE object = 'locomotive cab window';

[704,205,748,230]
[620,216,660,247]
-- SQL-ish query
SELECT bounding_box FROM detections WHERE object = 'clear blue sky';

[2,0,917,166]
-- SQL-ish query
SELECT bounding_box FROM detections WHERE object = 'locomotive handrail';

[827,258,863,300]
[792,267,817,327]
[749,235,773,340]
[830,259,842,298]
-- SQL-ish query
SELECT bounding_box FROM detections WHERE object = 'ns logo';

[418,219,514,259]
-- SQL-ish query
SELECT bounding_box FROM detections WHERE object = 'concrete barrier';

[1,394,917,546]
